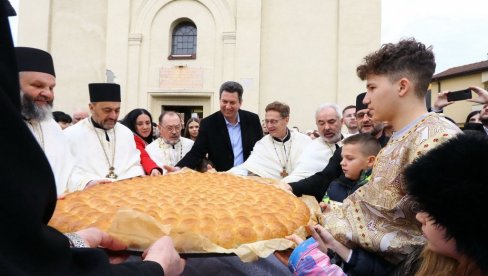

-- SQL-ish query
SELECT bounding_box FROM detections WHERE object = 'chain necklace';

[27,120,45,151]
[159,139,183,166]
[92,120,117,179]
[271,131,292,177]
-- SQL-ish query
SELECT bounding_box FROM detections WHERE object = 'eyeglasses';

[356,111,373,119]
[264,118,283,125]
[162,125,182,132]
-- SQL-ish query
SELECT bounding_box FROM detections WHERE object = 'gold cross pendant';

[280,168,288,177]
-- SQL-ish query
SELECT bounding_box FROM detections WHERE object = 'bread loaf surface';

[49,172,310,249]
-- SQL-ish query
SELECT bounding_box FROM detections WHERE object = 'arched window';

[170,21,197,59]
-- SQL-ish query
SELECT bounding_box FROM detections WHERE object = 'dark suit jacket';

[0,4,162,275]
[177,109,263,171]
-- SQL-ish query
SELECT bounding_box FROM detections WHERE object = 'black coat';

[177,109,263,171]
[0,4,163,275]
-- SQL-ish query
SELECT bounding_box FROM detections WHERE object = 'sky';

[382,0,488,73]
[8,0,488,74]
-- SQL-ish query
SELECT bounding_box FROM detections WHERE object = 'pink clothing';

[288,238,346,276]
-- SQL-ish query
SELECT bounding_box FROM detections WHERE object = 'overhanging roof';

[432,60,488,81]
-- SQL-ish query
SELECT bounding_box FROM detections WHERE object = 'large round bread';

[49,172,310,249]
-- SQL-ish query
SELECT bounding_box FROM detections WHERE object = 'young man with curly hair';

[318,38,461,274]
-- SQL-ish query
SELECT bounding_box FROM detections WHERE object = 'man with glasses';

[229,101,311,179]
[354,93,389,146]
[146,111,194,174]
[64,83,144,191]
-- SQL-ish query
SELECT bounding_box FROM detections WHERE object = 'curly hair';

[356,38,436,98]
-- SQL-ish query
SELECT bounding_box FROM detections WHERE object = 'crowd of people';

[2,1,488,275]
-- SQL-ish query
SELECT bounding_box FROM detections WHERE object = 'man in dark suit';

[0,1,184,274]
[175,81,263,171]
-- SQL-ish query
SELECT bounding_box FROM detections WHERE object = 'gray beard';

[322,133,342,144]
[20,91,53,121]
[163,137,180,146]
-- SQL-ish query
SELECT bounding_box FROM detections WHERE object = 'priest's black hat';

[88,83,121,102]
[355,92,368,111]
[15,47,55,77]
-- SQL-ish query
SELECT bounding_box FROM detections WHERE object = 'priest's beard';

[20,91,53,121]
[164,137,180,146]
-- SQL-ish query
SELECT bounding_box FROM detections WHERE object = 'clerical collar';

[91,117,111,141]
[272,128,291,142]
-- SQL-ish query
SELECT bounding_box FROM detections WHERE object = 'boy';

[322,38,461,270]
[287,133,381,275]
[323,133,380,203]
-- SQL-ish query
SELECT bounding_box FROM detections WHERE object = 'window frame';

[168,21,197,60]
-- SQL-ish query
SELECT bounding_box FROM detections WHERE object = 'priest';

[281,103,343,183]
[229,101,311,179]
[146,111,194,174]
[16,47,73,195]
[64,83,144,191]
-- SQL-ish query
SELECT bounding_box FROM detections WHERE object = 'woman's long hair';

[415,248,458,276]
[464,110,480,125]
[184,117,200,140]
[121,108,154,144]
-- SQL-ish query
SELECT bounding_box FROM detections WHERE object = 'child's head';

[340,133,381,180]
[405,131,488,273]
[356,38,435,122]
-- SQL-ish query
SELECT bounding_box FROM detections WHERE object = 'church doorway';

[162,104,203,123]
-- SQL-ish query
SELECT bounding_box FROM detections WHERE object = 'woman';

[121,109,162,176]
[183,117,200,141]
[464,110,480,124]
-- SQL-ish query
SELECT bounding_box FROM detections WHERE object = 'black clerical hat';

[15,47,55,77]
[355,92,367,111]
[88,83,121,102]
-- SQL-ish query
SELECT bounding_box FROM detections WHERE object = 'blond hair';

[415,248,457,276]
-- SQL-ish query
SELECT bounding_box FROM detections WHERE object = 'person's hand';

[433,91,454,111]
[85,179,112,189]
[75,227,129,264]
[143,236,185,276]
[468,86,488,104]
[150,168,162,176]
[309,225,336,252]
[319,202,331,215]
[278,182,293,192]
[309,224,351,261]
[163,165,181,174]
[285,233,304,245]
[206,164,216,172]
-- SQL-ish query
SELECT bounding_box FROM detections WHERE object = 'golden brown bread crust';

[49,172,310,249]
